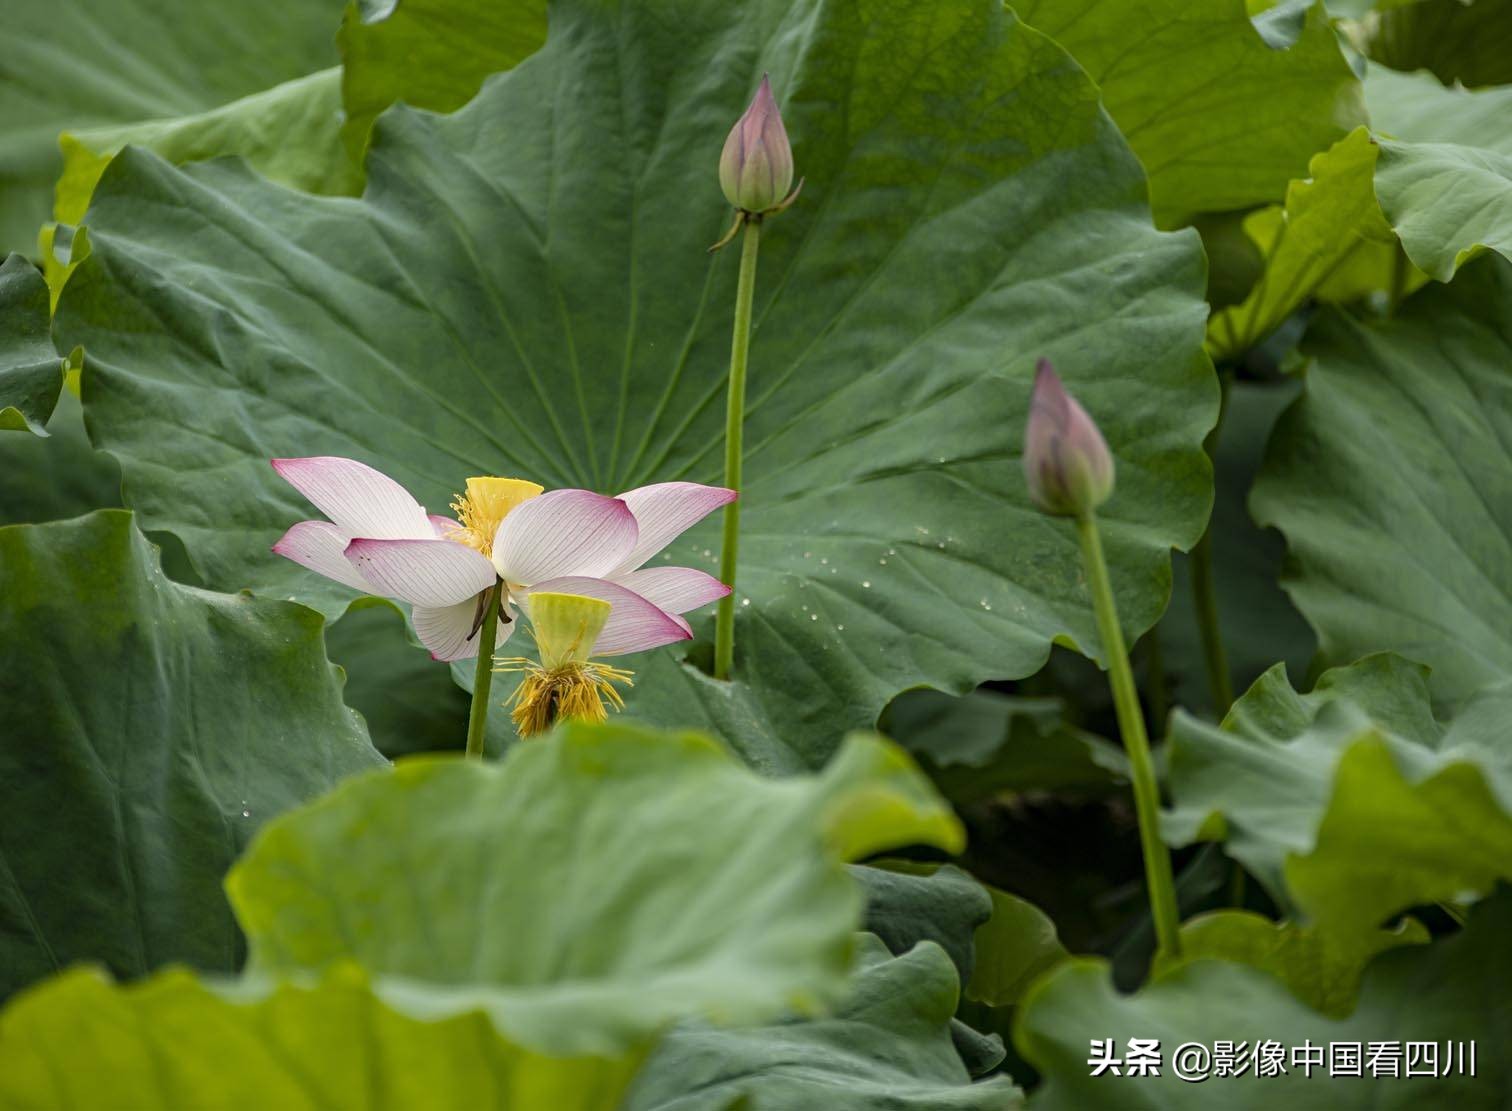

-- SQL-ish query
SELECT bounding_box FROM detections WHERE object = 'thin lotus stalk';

[464,581,504,758]
[714,220,761,679]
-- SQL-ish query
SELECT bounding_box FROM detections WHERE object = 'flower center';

[448,476,543,557]
[498,658,634,737]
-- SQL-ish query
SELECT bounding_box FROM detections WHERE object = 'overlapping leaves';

[0,511,383,1000]
[57,0,1215,768]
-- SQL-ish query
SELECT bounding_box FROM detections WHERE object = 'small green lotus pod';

[719,74,795,215]
[1022,358,1114,517]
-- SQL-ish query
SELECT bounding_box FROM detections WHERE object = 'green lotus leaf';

[58,0,1215,768]
[1252,254,1512,704]
[0,0,344,255]
[226,723,961,1053]
[1205,129,1408,360]
[624,935,1023,1111]
[0,254,61,434]
[1164,653,1512,937]
[966,884,1068,1008]
[1012,0,1364,223]
[0,389,120,524]
[0,963,640,1110]
[327,598,474,759]
[0,511,383,1001]
[1366,68,1512,282]
[1161,910,1427,1017]
[338,0,548,162]
[854,862,992,987]
[1015,888,1511,1108]
[1367,0,1512,89]
[54,70,354,231]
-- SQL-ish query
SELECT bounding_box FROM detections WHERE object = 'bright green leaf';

[1253,254,1512,704]
[1162,910,1427,1017]
[54,69,355,230]
[1016,888,1511,1108]
[1164,653,1512,936]
[0,254,61,434]
[1206,130,1405,359]
[967,885,1069,1008]
[0,0,344,254]
[1012,0,1364,223]
[0,963,639,1110]
[0,511,383,1001]
[58,0,1216,769]
[625,936,1023,1111]
[226,724,962,1054]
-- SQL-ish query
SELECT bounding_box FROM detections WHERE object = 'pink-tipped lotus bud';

[1023,358,1114,517]
[719,75,795,214]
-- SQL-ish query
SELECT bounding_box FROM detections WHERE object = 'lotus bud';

[1023,358,1114,517]
[719,75,795,215]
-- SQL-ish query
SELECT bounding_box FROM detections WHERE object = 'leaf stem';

[714,218,761,680]
[1192,373,1233,714]
[1076,511,1182,959]
[465,582,503,759]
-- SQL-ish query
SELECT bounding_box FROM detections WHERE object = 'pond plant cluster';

[0,0,1510,1106]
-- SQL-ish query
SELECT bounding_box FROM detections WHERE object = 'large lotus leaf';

[0,389,121,524]
[0,0,344,255]
[1015,888,1511,1109]
[58,0,1215,769]
[1160,380,1316,713]
[624,936,1022,1111]
[227,723,962,1054]
[1368,0,1512,88]
[967,884,1068,1008]
[0,511,383,1001]
[0,255,61,434]
[1164,653,1512,935]
[0,964,640,1110]
[338,0,547,161]
[1011,0,1363,223]
[54,70,354,231]
[1252,254,1512,703]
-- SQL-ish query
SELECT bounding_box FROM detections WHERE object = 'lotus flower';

[271,456,735,662]
[1022,359,1114,518]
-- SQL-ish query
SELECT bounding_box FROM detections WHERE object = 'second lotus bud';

[1023,358,1114,518]
[719,74,795,214]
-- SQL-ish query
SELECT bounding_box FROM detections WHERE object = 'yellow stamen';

[496,658,634,737]
[448,476,543,557]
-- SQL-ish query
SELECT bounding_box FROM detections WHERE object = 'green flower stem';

[464,581,504,759]
[1192,373,1234,714]
[714,217,762,680]
[1076,511,1183,959]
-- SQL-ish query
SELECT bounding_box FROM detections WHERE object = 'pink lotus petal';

[613,482,737,574]
[491,489,638,585]
[525,576,691,657]
[345,538,496,608]
[272,520,373,593]
[413,598,517,662]
[428,514,459,538]
[616,566,730,615]
[271,456,432,539]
